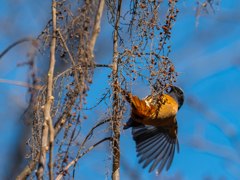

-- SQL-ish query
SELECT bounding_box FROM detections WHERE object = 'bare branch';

[0,78,41,89]
[0,37,38,59]
[112,1,122,180]
[37,0,57,179]
[88,0,105,58]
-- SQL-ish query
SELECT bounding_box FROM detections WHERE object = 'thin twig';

[53,64,112,82]
[0,37,38,59]
[55,137,112,180]
[119,52,165,58]
[57,29,80,90]
[0,78,41,89]
[95,64,112,68]
[73,119,110,178]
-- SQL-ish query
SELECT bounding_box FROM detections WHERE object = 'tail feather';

[132,125,179,175]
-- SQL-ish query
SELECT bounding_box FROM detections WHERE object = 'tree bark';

[112,0,122,180]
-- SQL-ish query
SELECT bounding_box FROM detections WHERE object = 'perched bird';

[122,86,184,175]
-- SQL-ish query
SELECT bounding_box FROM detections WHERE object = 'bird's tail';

[123,117,142,130]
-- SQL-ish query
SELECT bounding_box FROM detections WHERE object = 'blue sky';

[0,0,240,180]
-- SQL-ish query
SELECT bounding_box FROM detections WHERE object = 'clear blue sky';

[0,1,240,180]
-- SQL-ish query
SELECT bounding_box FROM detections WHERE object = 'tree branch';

[112,1,122,180]
[37,1,56,179]
[0,37,38,59]
[88,0,105,58]
[0,78,41,89]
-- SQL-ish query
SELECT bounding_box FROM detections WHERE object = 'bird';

[122,86,184,175]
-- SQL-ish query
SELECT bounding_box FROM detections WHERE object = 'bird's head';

[168,86,185,110]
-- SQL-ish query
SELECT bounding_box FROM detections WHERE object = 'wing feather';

[166,140,175,171]
[132,124,179,175]
[138,136,166,163]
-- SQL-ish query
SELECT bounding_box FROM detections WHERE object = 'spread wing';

[132,124,179,175]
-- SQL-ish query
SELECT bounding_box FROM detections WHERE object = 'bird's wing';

[132,122,179,175]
